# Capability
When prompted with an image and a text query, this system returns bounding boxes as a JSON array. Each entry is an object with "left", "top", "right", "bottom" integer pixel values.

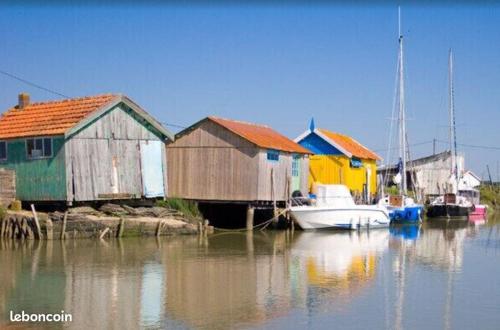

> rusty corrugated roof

[
  {"left": 318, "top": 128, "right": 381, "bottom": 160},
  {"left": 209, "top": 116, "right": 311, "bottom": 154},
  {"left": 0, "top": 94, "right": 117, "bottom": 139}
]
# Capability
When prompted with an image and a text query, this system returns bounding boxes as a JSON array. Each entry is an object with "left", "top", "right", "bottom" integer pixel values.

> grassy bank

[
  {"left": 480, "top": 185, "right": 499, "bottom": 211},
  {"left": 0, "top": 206, "right": 6, "bottom": 221},
  {"left": 156, "top": 198, "right": 202, "bottom": 221}
]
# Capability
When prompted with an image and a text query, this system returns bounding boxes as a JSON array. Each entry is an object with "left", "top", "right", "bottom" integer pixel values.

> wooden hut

[
  {"left": 0, "top": 93, "right": 173, "bottom": 204},
  {"left": 167, "top": 116, "right": 311, "bottom": 203},
  {"left": 295, "top": 120, "right": 380, "bottom": 200}
]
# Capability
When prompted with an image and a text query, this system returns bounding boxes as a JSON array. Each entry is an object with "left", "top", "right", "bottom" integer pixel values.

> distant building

[
  {"left": 377, "top": 150, "right": 465, "bottom": 197},
  {"left": 167, "top": 116, "right": 311, "bottom": 203},
  {"left": 0, "top": 93, "right": 173, "bottom": 203},
  {"left": 294, "top": 120, "right": 381, "bottom": 200}
]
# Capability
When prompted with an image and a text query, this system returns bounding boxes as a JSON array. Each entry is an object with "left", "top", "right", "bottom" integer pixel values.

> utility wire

[
  {"left": 0, "top": 69, "right": 70, "bottom": 98},
  {"left": 435, "top": 139, "right": 500, "bottom": 151},
  {"left": 160, "top": 122, "right": 187, "bottom": 129}
]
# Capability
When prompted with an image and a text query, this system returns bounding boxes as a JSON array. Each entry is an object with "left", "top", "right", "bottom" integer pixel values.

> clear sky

[{"left": 0, "top": 3, "right": 499, "bottom": 178}]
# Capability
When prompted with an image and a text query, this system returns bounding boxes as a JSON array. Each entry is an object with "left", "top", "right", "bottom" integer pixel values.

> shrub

[{"left": 156, "top": 198, "right": 202, "bottom": 220}]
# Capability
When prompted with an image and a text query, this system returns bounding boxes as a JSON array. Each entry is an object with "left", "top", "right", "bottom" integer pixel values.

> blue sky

[{"left": 0, "top": 4, "right": 499, "bottom": 177}]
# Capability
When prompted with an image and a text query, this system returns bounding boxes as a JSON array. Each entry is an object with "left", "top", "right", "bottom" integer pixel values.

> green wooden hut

[{"left": 0, "top": 93, "right": 173, "bottom": 204}]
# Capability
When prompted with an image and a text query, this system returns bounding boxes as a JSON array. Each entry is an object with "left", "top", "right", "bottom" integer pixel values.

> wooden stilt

[
  {"left": 46, "top": 219, "right": 53, "bottom": 240},
  {"left": 60, "top": 212, "right": 68, "bottom": 240},
  {"left": 99, "top": 227, "right": 110, "bottom": 239},
  {"left": 246, "top": 204, "right": 255, "bottom": 231},
  {"left": 30, "top": 204, "right": 42, "bottom": 240},
  {"left": 117, "top": 217, "right": 125, "bottom": 238}
]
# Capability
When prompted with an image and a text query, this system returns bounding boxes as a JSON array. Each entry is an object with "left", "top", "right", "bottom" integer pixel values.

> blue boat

[{"left": 388, "top": 205, "right": 423, "bottom": 223}]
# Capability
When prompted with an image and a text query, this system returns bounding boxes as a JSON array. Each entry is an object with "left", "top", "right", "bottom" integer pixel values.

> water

[{"left": 1, "top": 217, "right": 500, "bottom": 330}]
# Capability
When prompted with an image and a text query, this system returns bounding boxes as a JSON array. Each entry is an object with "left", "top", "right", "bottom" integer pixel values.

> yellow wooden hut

[{"left": 295, "top": 120, "right": 381, "bottom": 200}]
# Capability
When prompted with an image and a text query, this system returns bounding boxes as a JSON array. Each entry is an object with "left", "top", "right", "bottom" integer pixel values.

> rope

[{"left": 211, "top": 209, "right": 289, "bottom": 232}]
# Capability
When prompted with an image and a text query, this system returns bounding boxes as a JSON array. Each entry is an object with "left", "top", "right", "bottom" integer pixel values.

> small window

[
  {"left": 292, "top": 155, "right": 300, "bottom": 177},
  {"left": 267, "top": 149, "right": 280, "bottom": 162},
  {"left": 26, "top": 137, "right": 53, "bottom": 159},
  {"left": 350, "top": 157, "right": 362, "bottom": 168},
  {"left": 0, "top": 141, "right": 6, "bottom": 161}
]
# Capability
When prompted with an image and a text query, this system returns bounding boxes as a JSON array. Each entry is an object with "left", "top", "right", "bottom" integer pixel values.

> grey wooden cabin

[
  {"left": 167, "top": 116, "right": 311, "bottom": 203},
  {"left": 0, "top": 93, "right": 173, "bottom": 204}
]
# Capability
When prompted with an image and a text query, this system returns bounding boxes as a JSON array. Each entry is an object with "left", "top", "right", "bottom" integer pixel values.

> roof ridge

[
  {"left": 209, "top": 116, "right": 271, "bottom": 129},
  {"left": 15, "top": 93, "right": 117, "bottom": 108}
]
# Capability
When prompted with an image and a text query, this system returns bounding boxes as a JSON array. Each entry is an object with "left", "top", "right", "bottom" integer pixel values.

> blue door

[{"left": 140, "top": 140, "right": 165, "bottom": 198}]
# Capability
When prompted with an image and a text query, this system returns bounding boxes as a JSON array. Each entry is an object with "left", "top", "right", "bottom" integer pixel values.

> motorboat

[{"left": 290, "top": 184, "right": 390, "bottom": 230}]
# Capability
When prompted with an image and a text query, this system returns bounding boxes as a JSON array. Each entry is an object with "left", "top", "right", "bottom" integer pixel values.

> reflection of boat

[
  {"left": 292, "top": 231, "right": 389, "bottom": 279},
  {"left": 389, "top": 224, "right": 420, "bottom": 240},
  {"left": 290, "top": 184, "right": 390, "bottom": 230}
]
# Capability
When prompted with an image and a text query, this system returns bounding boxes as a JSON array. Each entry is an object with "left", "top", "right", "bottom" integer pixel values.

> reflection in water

[{"left": 1, "top": 218, "right": 500, "bottom": 329}]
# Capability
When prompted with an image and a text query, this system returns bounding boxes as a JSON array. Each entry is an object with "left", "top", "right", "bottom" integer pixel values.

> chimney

[{"left": 18, "top": 93, "right": 30, "bottom": 109}]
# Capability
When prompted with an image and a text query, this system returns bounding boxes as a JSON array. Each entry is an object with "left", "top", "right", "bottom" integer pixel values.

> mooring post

[
  {"left": 246, "top": 204, "right": 255, "bottom": 231},
  {"left": 60, "top": 211, "right": 68, "bottom": 240},
  {"left": 30, "top": 204, "right": 42, "bottom": 240},
  {"left": 117, "top": 217, "right": 125, "bottom": 238},
  {"left": 46, "top": 219, "right": 53, "bottom": 240}
]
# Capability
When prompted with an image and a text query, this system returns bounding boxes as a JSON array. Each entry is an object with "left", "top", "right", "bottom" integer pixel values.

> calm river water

[{"left": 1, "top": 217, "right": 500, "bottom": 329}]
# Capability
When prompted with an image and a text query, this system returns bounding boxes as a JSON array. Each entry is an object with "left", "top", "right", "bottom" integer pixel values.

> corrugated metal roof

[
  {"left": 318, "top": 129, "right": 381, "bottom": 160},
  {"left": 0, "top": 94, "right": 117, "bottom": 139},
  {"left": 209, "top": 116, "right": 311, "bottom": 154}
]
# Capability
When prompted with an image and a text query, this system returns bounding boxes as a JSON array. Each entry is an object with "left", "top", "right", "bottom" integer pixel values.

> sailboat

[
  {"left": 377, "top": 8, "right": 423, "bottom": 223},
  {"left": 427, "top": 50, "right": 472, "bottom": 220}
]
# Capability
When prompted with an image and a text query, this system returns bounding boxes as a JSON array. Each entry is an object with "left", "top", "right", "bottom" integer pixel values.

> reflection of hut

[
  {"left": 162, "top": 233, "right": 293, "bottom": 329},
  {"left": 291, "top": 231, "right": 388, "bottom": 306}
]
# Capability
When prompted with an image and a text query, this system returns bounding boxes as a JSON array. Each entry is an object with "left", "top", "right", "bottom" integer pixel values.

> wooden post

[
  {"left": 246, "top": 204, "right": 254, "bottom": 231},
  {"left": 60, "top": 212, "right": 68, "bottom": 240},
  {"left": 117, "top": 217, "right": 125, "bottom": 238},
  {"left": 0, "top": 216, "right": 5, "bottom": 238},
  {"left": 46, "top": 219, "right": 53, "bottom": 240},
  {"left": 30, "top": 204, "right": 42, "bottom": 240},
  {"left": 156, "top": 220, "right": 163, "bottom": 237},
  {"left": 99, "top": 227, "right": 110, "bottom": 240}
]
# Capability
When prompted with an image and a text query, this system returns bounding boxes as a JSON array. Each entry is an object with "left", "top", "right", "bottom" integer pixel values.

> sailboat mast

[
  {"left": 449, "top": 49, "right": 458, "bottom": 182},
  {"left": 398, "top": 7, "right": 407, "bottom": 194}
]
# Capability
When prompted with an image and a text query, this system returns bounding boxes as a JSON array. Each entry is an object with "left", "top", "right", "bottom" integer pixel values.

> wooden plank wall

[
  {"left": 168, "top": 120, "right": 309, "bottom": 202},
  {"left": 65, "top": 105, "right": 165, "bottom": 202},
  {"left": 256, "top": 152, "right": 309, "bottom": 201},
  {"left": 0, "top": 168, "right": 15, "bottom": 207},
  {"left": 167, "top": 121, "right": 260, "bottom": 201}
]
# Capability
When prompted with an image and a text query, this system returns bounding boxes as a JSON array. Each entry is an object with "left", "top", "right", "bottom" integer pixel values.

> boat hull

[
  {"left": 426, "top": 204, "right": 470, "bottom": 220},
  {"left": 290, "top": 206, "right": 390, "bottom": 230},
  {"left": 388, "top": 205, "right": 423, "bottom": 223},
  {"left": 470, "top": 204, "right": 487, "bottom": 217}
]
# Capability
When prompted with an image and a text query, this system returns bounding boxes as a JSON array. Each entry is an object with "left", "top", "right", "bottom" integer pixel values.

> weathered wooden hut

[
  {"left": 378, "top": 150, "right": 465, "bottom": 198},
  {"left": 0, "top": 93, "right": 173, "bottom": 204},
  {"left": 167, "top": 116, "right": 311, "bottom": 203},
  {"left": 295, "top": 120, "right": 381, "bottom": 200}
]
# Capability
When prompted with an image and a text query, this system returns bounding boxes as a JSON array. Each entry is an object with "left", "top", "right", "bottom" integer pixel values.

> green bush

[
  {"left": 156, "top": 198, "right": 202, "bottom": 220},
  {"left": 480, "top": 185, "right": 499, "bottom": 210}
]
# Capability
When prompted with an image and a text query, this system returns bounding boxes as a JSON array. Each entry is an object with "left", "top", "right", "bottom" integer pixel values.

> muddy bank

[{"left": 0, "top": 204, "right": 213, "bottom": 240}]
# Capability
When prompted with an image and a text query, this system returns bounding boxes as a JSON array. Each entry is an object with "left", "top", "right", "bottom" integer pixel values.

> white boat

[{"left": 290, "top": 184, "right": 390, "bottom": 230}]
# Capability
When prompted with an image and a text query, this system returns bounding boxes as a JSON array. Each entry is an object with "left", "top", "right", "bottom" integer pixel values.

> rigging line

[
  {"left": 374, "top": 140, "right": 433, "bottom": 153},
  {"left": 435, "top": 139, "right": 500, "bottom": 151},
  {"left": 0, "top": 69, "right": 70, "bottom": 98}
]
